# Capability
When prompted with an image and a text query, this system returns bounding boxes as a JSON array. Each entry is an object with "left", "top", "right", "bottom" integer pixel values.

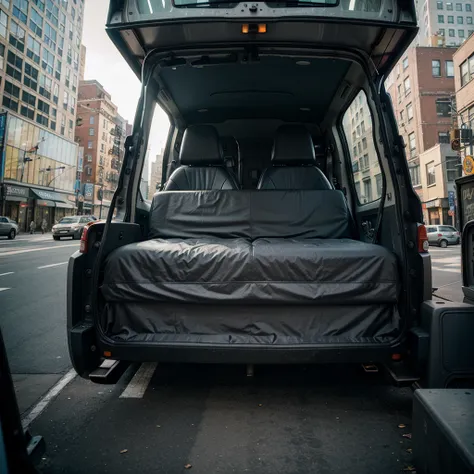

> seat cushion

[
  {"left": 102, "top": 238, "right": 398, "bottom": 305},
  {"left": 164, "top": 166, "right": 239, "bottom": 191}
]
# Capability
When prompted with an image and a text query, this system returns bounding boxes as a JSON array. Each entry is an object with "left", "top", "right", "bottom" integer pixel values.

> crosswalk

[{"left": 430, "top": 246, "right": 461, "bottom": 275}]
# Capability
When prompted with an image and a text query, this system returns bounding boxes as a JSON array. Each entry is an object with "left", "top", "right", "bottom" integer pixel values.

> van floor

[{"left": 32, "top": 364, "right": 414, "bottom": 474}]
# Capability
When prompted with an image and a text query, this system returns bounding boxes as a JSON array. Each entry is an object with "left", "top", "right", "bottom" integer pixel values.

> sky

[{"left": 81, "top": 0, "right": 170, "bottom": 178}]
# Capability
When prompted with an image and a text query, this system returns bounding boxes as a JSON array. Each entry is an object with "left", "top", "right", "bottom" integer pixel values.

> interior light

[
  {"left": 296, "top": 60, "right": 311, "bottom": 66},
  {"left": 258, "top": 24, "right": 267, "bottom": 33}
]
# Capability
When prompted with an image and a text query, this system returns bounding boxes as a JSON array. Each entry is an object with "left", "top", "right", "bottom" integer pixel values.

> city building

[
  {"left": 0, "top": 0, "right": 85, "bottom": 231},
  {"left": 149, "top": 151, "right": 163, "bottom": 197},
  {"left": 140, "top": 147, "right": 150, "bottom": 200},
  {"left": 79, "top": 43, "right": 86, "bottom": 81},
  {"left": 417, "top": 0, "right": 474, "bottom": 48},
  {"left": 75, "top": 79, "right": 128, "bottom": 217},
  {"left": 385, "top": 46, "right": 459, "bottom": 223}
]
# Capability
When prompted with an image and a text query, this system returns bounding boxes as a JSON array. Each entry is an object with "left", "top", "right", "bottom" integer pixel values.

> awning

[
  {"left": 56, "top": 202, "right": 75, "bottom": 209},
  {"left": 5, "top": 196, "right": 27, "bottom": 203},
  {"left": 30, "top": 188, "right": 67, "bottom": 203}
]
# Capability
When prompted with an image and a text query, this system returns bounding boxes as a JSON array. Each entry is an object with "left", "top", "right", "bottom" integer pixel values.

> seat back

[
  {"left": 164, "top": 125, "right": 239, "bottom": 191},
  {"left": 258, "top": 125, "right": 333, "bottom": 190},
  {"left": 149, "top": 190, "right": 352, "bottom": 240}
]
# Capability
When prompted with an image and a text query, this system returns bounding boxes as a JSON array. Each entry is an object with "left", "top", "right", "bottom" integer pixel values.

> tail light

[
  {"left": 438, "top": 233, "right": 443, "bottom": 237},
  {"left": 417, "top": 224, "right": 429, "bottom": 253},
  {"left": 80, "top": 223, "right": 91, "bottom": 253}
]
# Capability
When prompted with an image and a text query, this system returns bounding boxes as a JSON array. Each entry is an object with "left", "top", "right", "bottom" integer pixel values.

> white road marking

[
  {"left": 0, "top": 272, "right": 14, "bottom": 277},
  {"left": 432, "top": 266, "right": 461, "bottom": 273},
  {"left": 21, "top": 368, "right": 77, "bottom": 429},
  {"left": 38, "top": 261, "right": 68, "bottom": 269},
  {"left": 0, "top": 243, "right": 77, "bottom": 257},
  {"left": 120, "top": 362, "right": 157, "bottom": 399},
  {"left": 0, "top": 288, "right": 11, "bottom": 292}
]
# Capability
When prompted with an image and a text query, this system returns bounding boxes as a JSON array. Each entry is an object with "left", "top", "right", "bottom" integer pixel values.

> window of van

[{"left": 342, "top": 90, "right": 382, "bottom": 205}]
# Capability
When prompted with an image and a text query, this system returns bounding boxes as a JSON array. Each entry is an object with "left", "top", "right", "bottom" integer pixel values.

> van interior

[{"left": 96, "top": 49, "right": 415, "bottom": 355}]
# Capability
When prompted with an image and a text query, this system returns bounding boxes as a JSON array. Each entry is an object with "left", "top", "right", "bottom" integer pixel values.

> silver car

[
  {"left": 0, "top": 216, "right": 18, "bottom": 240},
  {"left": 52, "top": 215, "right": 97, "bottom": 240},
  {"left": 426, "top": 225, "right": 460, "bottom": 248}
]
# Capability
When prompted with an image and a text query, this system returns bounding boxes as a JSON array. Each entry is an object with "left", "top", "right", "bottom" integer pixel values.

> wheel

[
  {"left": 53, "top": 236, "right": 60, "bottom": 241},
  {"left": 439, "top": 239, "right": 448, "bottom": 248},
  {"left": 8, "top": 229, "right": 16, "bottom": 240}
]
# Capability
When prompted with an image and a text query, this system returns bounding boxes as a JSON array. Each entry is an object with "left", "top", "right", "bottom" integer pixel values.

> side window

[
  {"left": 80, "top": 217, "right": 90, "bottom": 224},
  {"left": 427, "top": 226, "right": 437, "bottom": 233},
  {"left": 342, "top": 90, "right": 382, "bottom": 204},
  {"left": 0, "top": 217, "right": 7, "bottom": 223}
]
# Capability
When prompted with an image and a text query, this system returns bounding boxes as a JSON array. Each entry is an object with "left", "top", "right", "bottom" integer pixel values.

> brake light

[
  {"left": 438, "top": 233, "right": 443, "bottom": 237},
  {"left": 80, "top": 224, "right": 90, "bottom": 253},
  {"left": 417, "top": 224, "right": 429, "bottom": 253}
]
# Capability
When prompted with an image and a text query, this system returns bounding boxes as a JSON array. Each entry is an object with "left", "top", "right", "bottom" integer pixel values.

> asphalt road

[{"left": 0, "top": 236, "right": 465, "bottom": 473}]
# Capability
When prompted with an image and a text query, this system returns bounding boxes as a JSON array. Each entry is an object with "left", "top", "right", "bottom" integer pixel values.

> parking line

[
  {"left": 22, "top": 369, "right": 77, "bottom": 429},
  {"left": 0, "top": 272, "right": 14, "bottom": 277},
  {"left": 38, "top": 262, "right": 68, "bottom": 269},
  {"left": 120, "top": 362, "right": 157, "bottom": 399}
]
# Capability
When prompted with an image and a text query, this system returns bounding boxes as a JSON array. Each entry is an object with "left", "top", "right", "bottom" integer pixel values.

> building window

[
  {"left": 408, "top": 132, "right": 416, "bottom": 158},
  {"left": 20, "top": 104, "right": 35, "bottom": 120},
  {"left": 6, "top": 50, "right": 22, "bottom": 81},
  {"left": 9, "top": 20, "right": 25, "bottom": 53},
  {"left": 32, "top": 0, "right": 45, "bottom": 11},
  {"left": 89, "top": 128, "right": 94, "bottom": 136},
  {"left": 446, "top": 60, "right": 454, "bottom": 77},
  {"left": 24, "top": 63, "right": 39, "bottom": 91},
  {"left": 447, "top": 2, "right": 453, "bottom": 10},
  {"left": 38, "top": 99, "right": 50, "bottom": 115},
  {"left": 432, "top": 59, "right": 441, "bottom": 76},
  {"left": 409, "top": 164, "right": 421, "bottom": 186},
  {"left": 449, "top": 28, "right": 456, "bottom": 36},
  {"left": 2, "top": 96, "right": 19, "bottom": 112},
  {"left": 407, "top": 102, "right": 413, "bottom": 121},
  {"left": 467, "top": 3, "right": 472, "bottom": 11},
  {"left": 360, "top": 153, "right": 369, "bottom": 170},
  {"left": 58, "top": 35, "right": 64, "bottom": 56},
  {"left": 353, "top": 145, "right": 357, "bottom": 157},
  {"left": 89, "top": 116, "right": 94, "bottom": 125},
  {"left": 55, "top": 59, "right": 61, "bottom": 80},
  {"left": 438, "top": 131, "right": 450, "bottom": 143},
  {"left": 402, "top": 57, "right": 408, "bottom": 69},
  {"left": 446, "top": 156, "right": 462, "bottom": 181},
  {"left": 46, "top": 0, "right": 59, "bottom": 27},
  {"left": 362, "top": 178, "right": 372, "bottom": 203},
  {"left": 53, "top": 83, "right": 59, "bottom": 104},
  {"left": 439, "top": 28, "right": 445, "bottom": 36},
  {"left": 404, "top": 77, "right": 411, "bottom": 95},
  {"left": 437, "top": 1, "right": 443, "bottom": 8},
  {"left": 459, "top": 29, "right": 465, "bottom": 37},
  {"left": 426, "top": 162, "right": 436, "bottom": 186},
  {"left": 41, "top": 48, "right": 54, "bottom": 75},
  {"left": 456, "top": 2, "right": 462, "bottom": 10},
  {"left": 397, "top": 84, "right": 402, "bottom": 102},
  {"left": 0, "top": 44, "right": 4, "bottom": 71},
  {"left": 30, "top": 8, "right": 43, "bottom": 36},
  {"left": 39, "top": 74, "right": 52, "bottom": 100},
  {"left": 63, "top": 91, "right": 68, "bottom": 110},
  {"left": 400, "top": 109, "right": 405, "bottom": 122},
  {"left": 461, "top": 59, "right": 469, "bottom": 84},
  {"left": 13, "top": 0, "right": 28, "bottom": 25},
  {"left": 438, "top": 14, "right": 445, "bottom": 22},
  {"left": 44, "top": 23, "right": 57, "bottom": 51},
  {"left": 362, "top": 137, "right": 367, "bottom": 150},
  {"left": 448, "top": 15, "right": 454, "bottom": 23},
  {"left": 22, "top": 90, "right": 36, "bottom": 106},
  {"left": 88, "top": 141, "right": 93, "bottom": 149},
  {"left": 457, "top": 16, "right": 463, "bottom": 24},
  {"left": 27, "top": 36, "right": 41, "bottom": 64},
  {"left": 436, "top": 98, "right": 451, "bottom": 116},
  {"left": 87, "top": 154, "right": 92, "bottom": 162}
]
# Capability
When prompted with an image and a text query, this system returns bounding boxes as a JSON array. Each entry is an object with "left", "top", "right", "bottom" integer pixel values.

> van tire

[{"left": 439, "top": 239, "right": 448, "bottom": 248}]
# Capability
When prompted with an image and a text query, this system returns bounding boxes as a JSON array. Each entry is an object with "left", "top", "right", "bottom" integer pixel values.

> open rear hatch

[{"left": 107, "top": 0, "right": 417, "bottom": 78}]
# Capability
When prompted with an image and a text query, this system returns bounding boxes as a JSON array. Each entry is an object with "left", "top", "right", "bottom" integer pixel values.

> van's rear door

[{"left": 107, "top": 0, "right": 417, "bottom": 77}]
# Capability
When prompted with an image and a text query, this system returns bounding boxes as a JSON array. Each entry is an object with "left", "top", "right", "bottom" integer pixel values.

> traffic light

[{"left": 450, "top": 128, "right": 461, "bottom": 151}]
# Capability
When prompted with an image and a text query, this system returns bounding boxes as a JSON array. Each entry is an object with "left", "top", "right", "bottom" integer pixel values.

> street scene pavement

[{"left": 0, "top": 236, "right": 464, "bottom": 473}]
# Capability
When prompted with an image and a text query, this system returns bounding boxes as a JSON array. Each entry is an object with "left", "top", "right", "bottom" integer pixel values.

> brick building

[
  {"left": 75, "top": 80, "right": 128, "bottom": 216},
  {"left": 385, "top": 46, "right": 460, "bottom": 223}
]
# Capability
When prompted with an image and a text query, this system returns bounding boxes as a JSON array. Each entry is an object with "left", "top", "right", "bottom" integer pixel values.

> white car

[{"left": 0, "top": 216, "right": 18, "bottom": 240}]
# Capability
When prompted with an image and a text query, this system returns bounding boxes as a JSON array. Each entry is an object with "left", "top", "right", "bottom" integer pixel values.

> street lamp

[
  {"left": 39, "top": 166, "right": 67, "bottom": 187},
  {"left": 19, "top": 137, "right": 46, "bottom": 183}
]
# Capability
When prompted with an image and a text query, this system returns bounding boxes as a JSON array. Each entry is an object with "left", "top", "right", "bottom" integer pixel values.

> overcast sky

[{"left": 82, "top": 0, "right": 170, "bottom": 178}]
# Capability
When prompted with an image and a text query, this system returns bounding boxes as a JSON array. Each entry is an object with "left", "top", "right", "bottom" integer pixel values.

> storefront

[
  {"left": 1, "top": 183, "right": 76, "bottom": 232},
  {"left": 425, "top": 198, "right": 451, "bottom": 226}
]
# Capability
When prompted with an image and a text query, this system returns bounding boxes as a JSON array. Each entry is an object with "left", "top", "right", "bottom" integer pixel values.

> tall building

[
  {"left": 75, "top": 79, "right": 128, "bottom": 217},
  {"left": 140, "top": 146, "right": 150, "bottom": 200},
  {"left": 385, "top": 46, "right": 459, "bottom": 223},
  {"left": 417, "top": 0, "right": 474, "bottom": 48},
  {"left": 0, "top": 0, "right": 85, "bottom": 231},
  {"left": 149, "top": 151, "right": 163, "bottom": 197},
  {"left": 79, "top": 43, "right": 86, "bottom": 81}
]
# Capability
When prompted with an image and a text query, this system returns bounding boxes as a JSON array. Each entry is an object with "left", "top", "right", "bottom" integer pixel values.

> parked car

[
  {"left": 426, "top": 225, "right": 460, "bottom": 248},
  {"left": 0, "top": 216, "right": 18, "bottom": 240},
  {"left": 52, "top": 215, "right": 97, "bottom": 240}
]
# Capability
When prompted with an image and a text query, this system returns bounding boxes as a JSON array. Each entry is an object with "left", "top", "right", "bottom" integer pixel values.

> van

[{"left": 67, "top": 0, "right": 474, "bottom": 387}]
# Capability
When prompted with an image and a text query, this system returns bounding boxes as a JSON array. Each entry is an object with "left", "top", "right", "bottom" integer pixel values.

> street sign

[
  {"left": 463, "top": 155, "right": 474, "bottom": 175},
  {"left": 448, "top": 190, "right": 455, "bottom": 211}
]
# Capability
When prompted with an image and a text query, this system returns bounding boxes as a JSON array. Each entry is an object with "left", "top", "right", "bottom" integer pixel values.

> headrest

[
  {"left": 179, "top": 125, "right": 223, "bottom": 166},
  {"left": 271, "top": 125, "right": 316, "bottom": 165}
]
